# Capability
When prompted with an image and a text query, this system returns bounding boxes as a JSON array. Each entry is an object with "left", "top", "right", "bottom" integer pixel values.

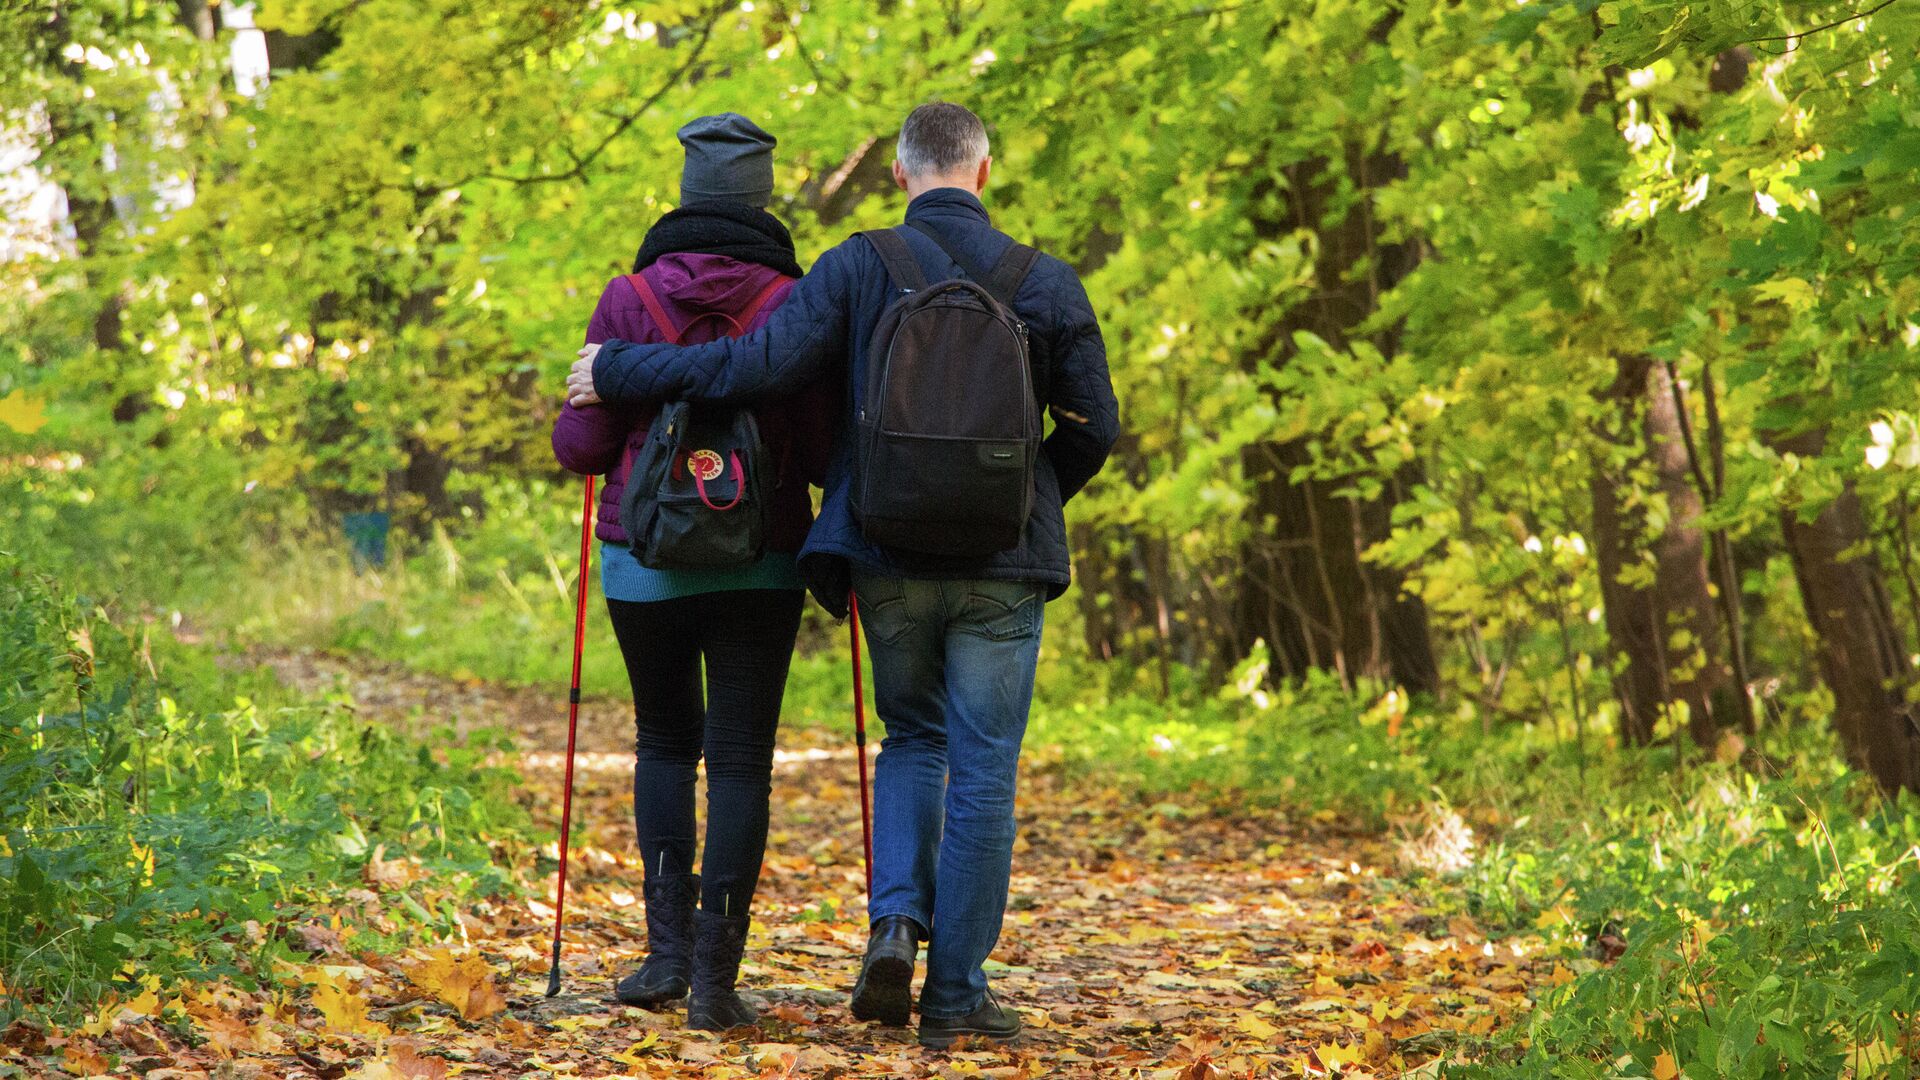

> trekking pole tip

[{"left": 544, "top": 942, "right": 563, "bottom": 998}]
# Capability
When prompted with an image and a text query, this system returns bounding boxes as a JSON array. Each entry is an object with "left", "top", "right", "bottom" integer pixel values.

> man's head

[{"left": 892, "top": 102, "right": 991, "bottom": 198}]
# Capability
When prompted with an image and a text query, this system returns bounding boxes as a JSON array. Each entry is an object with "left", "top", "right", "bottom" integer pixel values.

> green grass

[{"left": 0, "top": 555, "right": 530, "bottom": 1023}]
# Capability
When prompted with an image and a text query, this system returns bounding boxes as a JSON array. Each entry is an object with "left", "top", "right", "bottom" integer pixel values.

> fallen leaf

[
  {"left": 610, "top": 1033, "right": 662, "bottom": 1066},
  {"left": 364, "top": 844, "right": 424, "bottom": 888},
  {"left": 62, "top": 1041, "right": 112, "bottom": 1076},
  {"left": 404, "top": 949, "right": 507, "bottom": 1021},
  {"left": 307, "top": 969, "right": 392, "bottom": 1038},
  {"left": 1651, "top": 1052, "right": 1679, "bottom": 1080},
  {"left": 1236, "top": 1014, "right": 1280, "bottom": 1042},
  {"left": 388, "top": 1039, "right": 450, "bottom": 1080}
]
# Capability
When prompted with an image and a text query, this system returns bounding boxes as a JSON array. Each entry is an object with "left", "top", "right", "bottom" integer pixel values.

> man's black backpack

[
  {"left": 616, "top": 273, "right": 783, "bottom": 570},
  {"left": 854, "top": 222, "right": 1042, "bottom": 557}
]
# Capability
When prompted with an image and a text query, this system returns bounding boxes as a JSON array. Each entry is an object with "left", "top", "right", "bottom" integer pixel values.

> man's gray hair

[{"left": 897, "top": 102, "right": 990, "bottom": 177}]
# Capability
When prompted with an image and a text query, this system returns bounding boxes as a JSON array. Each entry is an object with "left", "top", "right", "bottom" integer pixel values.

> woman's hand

[{"left": 567, "top": 345, "right": 602, "bottom": 407}]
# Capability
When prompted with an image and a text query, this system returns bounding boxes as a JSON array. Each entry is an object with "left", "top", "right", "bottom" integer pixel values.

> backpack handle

[{"left": 693, "top": 451, "right": 746, "bottom": 512}]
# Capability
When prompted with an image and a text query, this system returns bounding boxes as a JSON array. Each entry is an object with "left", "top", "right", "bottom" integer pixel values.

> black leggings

[{"left": 606, "top": 589, "right": 805, "bottom": 917}]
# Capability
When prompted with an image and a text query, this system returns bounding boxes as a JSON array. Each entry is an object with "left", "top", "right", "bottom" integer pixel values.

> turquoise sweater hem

[{"left": 600, "top": 544, "right": 803, "bottom": 603}]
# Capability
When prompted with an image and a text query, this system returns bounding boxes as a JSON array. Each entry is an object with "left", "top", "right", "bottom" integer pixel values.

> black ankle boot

[
  {"left": 614, "top": 873, "right": 697, "bottom": 1006},
  {"left": 850, "top": 914, "right": 921, "bottom": 1026},
  {"left": 686, "top": 910, "right": 759, "bottom": 1031}
]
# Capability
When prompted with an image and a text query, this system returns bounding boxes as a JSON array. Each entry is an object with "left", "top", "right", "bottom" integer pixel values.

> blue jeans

[{"left": 851, "top": 571, "right": 1045, "bottom": 1019}]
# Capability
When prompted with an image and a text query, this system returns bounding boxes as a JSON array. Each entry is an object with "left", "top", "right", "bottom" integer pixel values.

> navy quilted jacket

[{"left": 591, "top": 188, "right": 1120, "bottom": 616}]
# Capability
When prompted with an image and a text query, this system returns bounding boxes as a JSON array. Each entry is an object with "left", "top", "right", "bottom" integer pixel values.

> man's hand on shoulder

[{"left": 568, "top": 344, "right": 602, "bottom": 407}]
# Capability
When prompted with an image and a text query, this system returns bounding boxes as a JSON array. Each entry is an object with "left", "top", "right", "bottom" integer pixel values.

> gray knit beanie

[{"left": 678, "top": 113, "right": 777, "bottom": 207}]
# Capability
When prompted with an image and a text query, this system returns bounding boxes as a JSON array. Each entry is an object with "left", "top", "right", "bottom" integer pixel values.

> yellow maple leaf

[
  {"left": 1237, "top": 1013, "right": 1280, "bottom": 1042},
  {"left": 609, "top": 1032, "right": 661, "bottom": 1066},
  {"left": 1310, "top": 1040, "right": 1367, "bottom": 1067},
  {"left": 405, "top": 949, "right": 507, "bottom": 1021},
  {"left": 308, "top": 969, "right": 392, "bottom": 1038},
  {"left": 0, "top": 390, "right": 47, "bottom": 435},
  {"left": 1651, "top": 1051, "right": 1679, "bottom": 1080}
]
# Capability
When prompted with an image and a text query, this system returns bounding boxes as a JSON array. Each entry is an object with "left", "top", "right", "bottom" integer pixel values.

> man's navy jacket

[{"left": 591, "top": 187, "right": 1121, "bottom": 617}]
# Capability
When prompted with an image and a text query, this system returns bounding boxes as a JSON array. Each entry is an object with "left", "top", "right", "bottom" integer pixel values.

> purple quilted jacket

[{"left": 551, "top": 252, "right": 834, "bottom": 548}]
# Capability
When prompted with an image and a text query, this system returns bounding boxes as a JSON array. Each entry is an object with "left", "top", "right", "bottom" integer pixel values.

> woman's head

[{"left": 677, "top": 113, "right": 777, "bottom": 207}]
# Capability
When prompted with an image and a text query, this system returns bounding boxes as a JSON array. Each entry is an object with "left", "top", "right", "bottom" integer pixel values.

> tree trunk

[
  {"left": 176, "top": 0, "right": 218, "bottom": 40},
  {"left": 34, "top": 6, "right": 125, "bottom": 354},
  {"left": 1590, "top": 355, "right": 1732, "bottom": 746},
  {"left": 1771, "top": 427, "right": 1920, "bottom": 795},
  {"left": 1233, "top": 145, "right": 1438, "bottom": 694},
  {"left": 1072, "top": 433, "right": 1168, "bottom": 666}
]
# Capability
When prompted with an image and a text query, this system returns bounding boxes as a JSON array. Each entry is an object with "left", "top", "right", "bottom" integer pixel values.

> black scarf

[{"left": 633, "top": 202, "right": 805, "bottom": 279}]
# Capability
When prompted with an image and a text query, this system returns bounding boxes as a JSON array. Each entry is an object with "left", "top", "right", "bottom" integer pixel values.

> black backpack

[
  {"left": 616, "top": 273, "right": 784, "bottom": 570},
  {"left": 854, "top": 222, "right": 1042, "bottom": 557}
]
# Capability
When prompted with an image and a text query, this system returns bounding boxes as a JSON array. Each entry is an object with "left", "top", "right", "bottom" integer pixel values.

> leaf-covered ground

[{"left": 21, "top": 654, "right": 1558, "bottom": 1079}]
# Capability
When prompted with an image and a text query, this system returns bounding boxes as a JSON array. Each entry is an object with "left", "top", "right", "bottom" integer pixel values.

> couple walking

[{"left": 551, "top": 102, "right": 1119, "bottom": 1049}]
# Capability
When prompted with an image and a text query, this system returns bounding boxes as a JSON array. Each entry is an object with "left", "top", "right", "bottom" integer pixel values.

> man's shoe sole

[
  {"left": 849, "top": 955, "right": 914, "bottom": 1026},
  {"left": 917, "top": 1024, "right": 1021, "bottom": 1051}
]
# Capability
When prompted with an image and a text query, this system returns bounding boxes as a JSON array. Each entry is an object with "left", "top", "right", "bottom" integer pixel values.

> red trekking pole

[
  {"left": 546, "top": 474, "right": 597, "bottom": 998},
  {"left": 848, "top": 591, "right": 875, "bottom": 899}
]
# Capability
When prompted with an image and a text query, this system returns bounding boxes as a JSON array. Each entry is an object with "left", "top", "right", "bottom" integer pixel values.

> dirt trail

[{"left": 243, "top": 651, "right": 1544, "bottom": 1077}]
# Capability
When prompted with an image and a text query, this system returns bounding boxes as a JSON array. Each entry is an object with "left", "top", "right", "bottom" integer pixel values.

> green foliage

[
  {"left": 1449, "top": 773, "right": 1920, "bottom": 1078},
  {"left": 1030, "top": 662, "right": 1920, "bottom": 1078},
  {"left": 0, "top": 555, "right": 527, "bottom": 1022}
]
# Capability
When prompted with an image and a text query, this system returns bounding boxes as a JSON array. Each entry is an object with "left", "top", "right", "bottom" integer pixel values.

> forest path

[{"left": 251, "top": 651, "right": 1546, "bottom": 1079}]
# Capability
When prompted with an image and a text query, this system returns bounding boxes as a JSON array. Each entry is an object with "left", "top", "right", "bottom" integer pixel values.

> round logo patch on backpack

[{"left": 687, "top": 449, "right": 725, "bottom": 482}]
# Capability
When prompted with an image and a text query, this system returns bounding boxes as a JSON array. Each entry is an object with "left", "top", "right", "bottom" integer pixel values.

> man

[{"left": 568, "top": 101, "right": 1119, "bottom": 1049}]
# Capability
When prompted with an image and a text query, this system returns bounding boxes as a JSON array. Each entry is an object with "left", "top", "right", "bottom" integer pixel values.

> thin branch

[
  {"left": 789, "top": 12, "right": 852, "bottom": 94},
  {"left": 442, "top": 1, "right": 732, "bottom": 190},
  {"left": 1014, "top": 3, "right": 1245, "bottom": 64},
  {"left": 1743, "top": 0, "right": 1900, "bottom": 45}
]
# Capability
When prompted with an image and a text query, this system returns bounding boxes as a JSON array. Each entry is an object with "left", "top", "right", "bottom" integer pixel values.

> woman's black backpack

[
  {"left": 615, "top": 273, "right": 785, "bottom": 570},
  {"left": 853, "top": 223, "right": 1042, "bottom": 557}
]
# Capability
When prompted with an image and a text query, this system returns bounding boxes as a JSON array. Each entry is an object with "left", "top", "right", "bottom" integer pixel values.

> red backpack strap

[
  {"left": 678, "top": 273, "right": 792, "bottom": 341},
  {"left": 623, "top": 273, "right": 683, "bottom": 345},
  {"left": 625, "top": 272, "right": 789, "bottom": 344},
  {"left": 736, "top": 274, "right": 791, "bottom": 330}
]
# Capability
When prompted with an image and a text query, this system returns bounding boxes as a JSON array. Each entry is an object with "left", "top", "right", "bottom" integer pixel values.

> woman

[{"left": 551, "top": 113, "right": 832, "bottom": 1030}]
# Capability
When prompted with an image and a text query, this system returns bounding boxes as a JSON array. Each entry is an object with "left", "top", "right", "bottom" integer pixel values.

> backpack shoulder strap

[
  {"left": 904, "top": 220, "right": 1038, "bottom": 307},
  {"left": 982, "top": 242, "right": 1041, "bottom": 308},
  {"left": 736, "top": 274, "right": 791, "bottom": 329},
  {"left": 624, "top": 272, "right": 683, "bottom": 345},
  {"left": 904, "top": 219, "right": 991, "bottom": 286},
  {"left": 859, "top": 228, "right": 929, "bottom": 292}
]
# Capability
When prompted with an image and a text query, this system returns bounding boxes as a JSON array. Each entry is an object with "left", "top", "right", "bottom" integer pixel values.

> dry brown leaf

[
  {"left": 388, "top": 1039, "right": 450, "bottom": 1080},
  {"left": 61, "top": 1040, "right": 112, "bottom": 1076},
  {"left": 364, "top": 844, "right": 425, "bottom": 889},
  {"left": 110, "top": 1018, "right": 168, "bottom": 1057}
]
